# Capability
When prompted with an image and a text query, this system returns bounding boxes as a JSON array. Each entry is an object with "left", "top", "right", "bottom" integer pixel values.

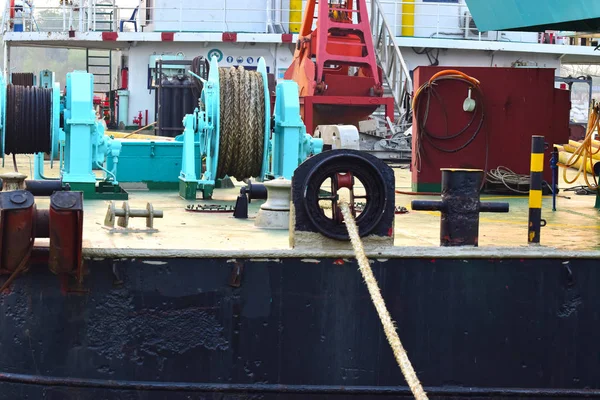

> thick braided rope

[
  {"left": 339, "top": 201, "right": 429, "bottom": 400},
  {"left": 216, "top": 66, "right": 266, "bottom": 180},
  {"left": 247, "top": 71, "right": 259, "bottom": 174},
  {"left": 254, "top": 71, "right": 266, "bottom": 171},
  {"left": 217, "top": 68, "right": 232, "bottom": 178},
  {"left": 232, "top": 67, "right": 242, "bottom": 177},
  {"left": 237, "top": 66, "right": 252, "bottom": 178}
]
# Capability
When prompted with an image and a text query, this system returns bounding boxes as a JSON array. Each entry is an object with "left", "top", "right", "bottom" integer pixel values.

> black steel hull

[{"left": 1, "top": 256, "right": 597, "bottom": 399}]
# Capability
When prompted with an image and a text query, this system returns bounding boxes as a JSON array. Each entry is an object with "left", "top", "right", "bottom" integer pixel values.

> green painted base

[
  {"left": 179, "top": 180, "right": 198, "bottom": 200},
  {"left": 411, "top": 182, "right": 442, "bottom": 193},
  {"left": 199, "top": 184, "right": 214, "bottom": 200},
  {"left": 216, "top": 177, "right": 234, "bottom": 189},
  {"left": 595, "top": 189, "right": 600, "bottom": 210},
  {"left": 178, "top": 180, "right": 216, "bottom": 200},
  {"left": 68, "top": 182, "right": 129, "bottom": 200},
  {"left": 145, "top": 182, "right": 179, "bottom": 191}
]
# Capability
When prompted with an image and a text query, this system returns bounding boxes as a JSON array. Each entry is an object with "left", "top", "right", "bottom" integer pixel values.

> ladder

[
  {"left": 369, "top": 0, "right": 413, "bottom": 124},
  {"left": 86, "top": 48, "right": 114, "bottom": 123},
  {"left": 88, "top": 0, "right": 115, "bottom": 32}
]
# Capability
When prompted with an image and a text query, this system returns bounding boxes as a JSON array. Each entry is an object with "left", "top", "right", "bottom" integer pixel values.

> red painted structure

[
  {"left": 411, "top": 66, "right": 571, "bottom": 192},
  {"left": 0, "top": 191, "right": 83, "bottom": 290},
  {"left": 284, "top": 0, "right": 394, "bottom": 134}
]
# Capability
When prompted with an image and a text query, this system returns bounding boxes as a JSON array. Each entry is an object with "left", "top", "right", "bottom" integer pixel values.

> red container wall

[{"left": 411, "top": 67, "right": 570, "bottom": 192}]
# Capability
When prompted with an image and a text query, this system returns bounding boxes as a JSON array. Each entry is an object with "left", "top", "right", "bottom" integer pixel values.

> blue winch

[
  {"left": 0, "top": 70, "right": 126, "bottom": 199},
  {"left": 1, "top": 57, "right": 322, "bottom": 201},
  {"left": 178, "top": 56, "right": 323, "bottom": 199}
]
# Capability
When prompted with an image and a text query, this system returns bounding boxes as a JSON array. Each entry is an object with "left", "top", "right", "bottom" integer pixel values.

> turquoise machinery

[
  {"left": 0, "top": 70, "right": 125, "bottom": 199},
  {"left": 1, "top": 57, "right": 322, "bottom": 200},
  {"left": 109, "top": 56, "right": 324, "bottom": 200},
  {"left": 178, "top": 56, "right": 323, "bottom": 199}
]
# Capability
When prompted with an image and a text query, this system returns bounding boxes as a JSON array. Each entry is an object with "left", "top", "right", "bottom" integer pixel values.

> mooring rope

[
  {"left": 339, "top": 201, "right": 429, "bottom": 400},
  {"left": 217, "top": 66, "right": 265, "bottom": 180}
]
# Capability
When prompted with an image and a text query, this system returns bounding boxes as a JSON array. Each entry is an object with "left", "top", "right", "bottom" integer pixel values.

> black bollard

[
  {"left": 233, "top": 180, "right": 268, "bottom": 219},
  {"left": 412, "top": 169, "right": 509, "bottom": 247}
]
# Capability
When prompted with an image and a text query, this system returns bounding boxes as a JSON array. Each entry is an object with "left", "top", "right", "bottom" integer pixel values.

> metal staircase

[{"left": 369, "top": 0, "right": 413, "bottom": 123}]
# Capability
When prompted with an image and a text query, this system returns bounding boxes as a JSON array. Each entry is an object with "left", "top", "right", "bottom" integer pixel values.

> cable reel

[{"left": 0, "top": 74, "right": 61, "bottom": 166}]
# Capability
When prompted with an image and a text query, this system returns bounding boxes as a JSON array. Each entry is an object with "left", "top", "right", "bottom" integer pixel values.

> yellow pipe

[
  {"left": 568, "top": 139, "right": 600, "bottom": 150},
  {"left": 559, "top": 151, "right": 596, "bottom": 174},
  {"left": 564, "top": 144, "right": 600, "bottom": 161},
  {"left": 289, "top": 0, "right": 302, "bottom": 33},
  {"left": 105, "top": 131, "right": 174, "bottom": 141},
  {"left": 401, "top": 0, "right": 415, "bottom": 37}
]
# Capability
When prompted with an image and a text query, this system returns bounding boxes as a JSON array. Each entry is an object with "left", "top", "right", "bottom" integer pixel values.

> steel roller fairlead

[{"left": 291, "top": 149, "right": 396, "bottom": 241}]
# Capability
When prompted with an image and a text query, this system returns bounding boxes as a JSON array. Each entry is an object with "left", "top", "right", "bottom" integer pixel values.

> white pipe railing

[{"left": 0, "top": 0, "right": 574, "bottom": 46}]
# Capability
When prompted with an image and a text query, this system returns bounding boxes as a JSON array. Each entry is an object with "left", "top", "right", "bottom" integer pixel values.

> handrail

[
  {"left": 370, "top": 0, "right": 414, "bottom": 121},
  {"left": 1, "top": 0, "right": 10, "bottom": 35}
]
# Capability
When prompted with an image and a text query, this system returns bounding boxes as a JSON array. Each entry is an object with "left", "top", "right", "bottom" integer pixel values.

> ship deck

[{"left": 3, "top": 156, "right": 599, "bottom": 257}]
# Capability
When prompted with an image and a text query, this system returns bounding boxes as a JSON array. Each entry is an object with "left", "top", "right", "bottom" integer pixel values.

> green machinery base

[
  {"left": 179, "top": 178, "right": 234, "bottom": 200},
  {"left": 68, "top": 182, "right": 129, "bottom": 200}
]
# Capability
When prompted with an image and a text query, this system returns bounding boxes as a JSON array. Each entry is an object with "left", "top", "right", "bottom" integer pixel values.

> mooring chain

[{"left": 339, "top": 201, "right": 429, "bottom": 400}]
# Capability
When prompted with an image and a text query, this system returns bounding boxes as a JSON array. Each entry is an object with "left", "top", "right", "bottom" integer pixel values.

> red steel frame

[
  {"left": 302, "top": 96, "right": 395, "bottom": 137},
  {"left": 285, "top": 0, "right": 391, "bottom": 134}
]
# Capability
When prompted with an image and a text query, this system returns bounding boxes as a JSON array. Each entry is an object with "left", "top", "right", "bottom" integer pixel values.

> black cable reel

[{"left": 291, "top": 149, "right": 396, "bottom": 241}]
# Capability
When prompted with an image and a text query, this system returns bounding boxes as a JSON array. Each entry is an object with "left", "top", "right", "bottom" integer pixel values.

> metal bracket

[{"left": 105, "top": 201, "right": 164, "bottom": 229}]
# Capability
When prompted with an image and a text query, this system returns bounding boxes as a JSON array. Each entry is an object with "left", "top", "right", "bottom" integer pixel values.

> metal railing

[
  {"left": 0, "top": 0, "right": 578, "bottom": 45},
  {"left": 0, "top": 1, "right": 304, "bottom": 34},
  {"left": 370, "top": 0, "right": 413, "bottom": 120}
]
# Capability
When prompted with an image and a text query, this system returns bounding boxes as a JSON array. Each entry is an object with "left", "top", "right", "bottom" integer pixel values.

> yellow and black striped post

[{"left": 528, "top": 136, "right": 545, "bottom": 244}]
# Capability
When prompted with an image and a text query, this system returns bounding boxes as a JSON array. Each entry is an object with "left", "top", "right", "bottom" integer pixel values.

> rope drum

[
  {"left": 217, "top": 66, "right": 266, "bottom": 181},
  {"left": 4, "top": 85, "right": 53, "bottom": 155}
]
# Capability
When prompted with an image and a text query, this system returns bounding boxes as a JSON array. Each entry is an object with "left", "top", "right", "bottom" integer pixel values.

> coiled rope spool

[
  {"left": 4, "top": 85, "right": 53, "bottom": 155},
  {"left": 217, "top": 66, "right": 266, "bottom": 181}
]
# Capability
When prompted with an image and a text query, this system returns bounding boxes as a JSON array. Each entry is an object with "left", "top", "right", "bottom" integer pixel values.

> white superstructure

[{"left": 2, "top": 0, "right": 599, "bottom": 127}]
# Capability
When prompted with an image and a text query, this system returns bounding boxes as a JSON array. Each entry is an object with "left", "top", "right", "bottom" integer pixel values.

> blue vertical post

[{"left": 550, "top": 146, "right": 558, "bottom": 212}]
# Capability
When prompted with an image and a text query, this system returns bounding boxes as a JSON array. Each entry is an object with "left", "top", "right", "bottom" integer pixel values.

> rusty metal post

[
  {"left": 528, "top": 136, "right": 545, "bottom": 244},
  {"left": 411, "top": 169, "right": 509, "bottom": 247}
]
